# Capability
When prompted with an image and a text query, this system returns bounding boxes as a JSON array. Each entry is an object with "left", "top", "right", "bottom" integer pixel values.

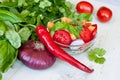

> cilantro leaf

[
  {"left": 88, "top": 53, "right": 97, "bottom": 61},
  {"left": 95, "top": 57, "right": 106, "bottom": 64},
  {"left": 94, "top": 48, "right": 106, "bottom": 56},
  {"left": 88, "top": 48, "right": 106, "bottom": 64}
]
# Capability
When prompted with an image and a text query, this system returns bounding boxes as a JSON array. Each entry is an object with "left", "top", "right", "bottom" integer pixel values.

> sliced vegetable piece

[
  {"left": 91, "top": 24, "right": 97, "bottom": 40},
  {"left": 80, "top": 28, "right": 91, "bottom": 43},
  {"left": 70, "top": 39, "right": 84, "bottom": 50},
  {"left": 53, "top": 30, "right": 72, "bottom": 47}
]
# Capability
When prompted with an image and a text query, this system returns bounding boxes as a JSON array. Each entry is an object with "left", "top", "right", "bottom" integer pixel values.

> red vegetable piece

[
  {"left": 36, "top": 25, "right": 94, "bottom": 73},
  {"left": 91, "top": 24, "right": 97, "bottom": 40},
  {"left": 18, "top": 40, "right": 56, "bottom": 70},
  {"left": 76, "top": 1, "right": 94, "bottom": 14},
  {"left": 97, "top": 6, "right": 112, "bottom": 22},
  {"left": 80, "top": 28, "right": 91, "bottom": 43},
  {"left": 53, "top": 30, "right": 72, "bottom": 48}
]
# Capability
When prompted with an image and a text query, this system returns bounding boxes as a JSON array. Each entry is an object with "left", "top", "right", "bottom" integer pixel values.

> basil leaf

[
  {"left": 0, "top": 73, "right": 2, "bottom": 80},
  {"left": 5, "top": 30, "right": 21, "bottom": 48},
  {"left": 0, "top": 10, "right": 24, "bottom": 23},
  {"left": 20, "top": 9, "right": 30, "bottom": 18},
  {"left": 18, "top": 27, "right": 31, "bottom": 43},
  {"left": 0, "top": 40, "right": 18, "bottom": 73},
  {"left": 0, "top": 21, "right": 6, "bottom": 36}
]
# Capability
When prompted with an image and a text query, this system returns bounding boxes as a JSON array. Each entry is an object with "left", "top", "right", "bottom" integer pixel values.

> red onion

[{"left": 18, "top": 40, "right": 56, "bottom": 70}]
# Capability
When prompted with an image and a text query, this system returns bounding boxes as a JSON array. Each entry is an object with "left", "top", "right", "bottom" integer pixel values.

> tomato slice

[
  {"left": 80, "top": 28, "right": 91, "bottom": 43},
  {"left": 91, "top": 24, "right": 97, "bottom": 40},
  {"left": 53, "top": 30, "right": 72, "bottom": 47},
  {"left": 80, "top": 24, "right": 97, "bottom": 43}
]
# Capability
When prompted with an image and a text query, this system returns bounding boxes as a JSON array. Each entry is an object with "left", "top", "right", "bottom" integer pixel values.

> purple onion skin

[{"left": 18, "top": 40, "right": 56, "bottom": 70}]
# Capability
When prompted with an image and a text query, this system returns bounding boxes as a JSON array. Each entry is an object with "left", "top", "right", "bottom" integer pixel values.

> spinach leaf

[
  {"left": 5, "top": 30, "right": 21, "bottom": 48},
  {"left": 0, "top": 40, "right": 18, "bottom": 73}
]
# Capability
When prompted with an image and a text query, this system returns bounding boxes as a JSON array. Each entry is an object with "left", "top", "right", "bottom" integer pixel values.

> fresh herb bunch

[
  {"left": 88, "top": 48, "right": 106, "bottom": 64},
  {"left": 0, "top": 0, "right": 73, "bottom": 79},
  {"left": 0, "top": 0, "right": 73, "bottom": 25}
]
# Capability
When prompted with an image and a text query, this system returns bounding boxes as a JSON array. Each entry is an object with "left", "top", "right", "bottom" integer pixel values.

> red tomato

[
  {"left": 80, "top": 24, "right": 97, "bottom": 43},
  {"left": 91, "top": 24, "right": 97, "bottom": 40},
  {"left": 76, "top": 1, "right": 94, "bottom": 14},
  {"left": 53, "top": 30, "right": 72, "bottom": 47},
  {"left": 97, "top": 6, "right": 112, "bottom": 22},
  {"left": 80, "top": 28, "right": 91, "bottom": 43}
]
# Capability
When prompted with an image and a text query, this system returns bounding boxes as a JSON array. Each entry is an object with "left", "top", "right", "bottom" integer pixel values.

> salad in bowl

[{"left": 47, "top": 13, "right": 97, "bottom": 54}]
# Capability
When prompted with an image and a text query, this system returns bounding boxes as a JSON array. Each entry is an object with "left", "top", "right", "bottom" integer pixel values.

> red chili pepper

[{"left": 35, "top": 25, "right": 94, "bottom": 73}]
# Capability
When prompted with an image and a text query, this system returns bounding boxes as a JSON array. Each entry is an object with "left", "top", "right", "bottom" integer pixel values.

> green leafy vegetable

[
  {"left": 68, "top": 12, "right": 92, "bottom": 21},
  {"left": 68, "top": 25, "right": 80, "bottom": 38},
  {"left": 95, "top": 57, "right": 106, "bottom": 64},
  {"left": 5, "top": 30, "right": 21, "bottom": 49},
  {"left": 39, "top": 0, "right": 52, "bottom": 9},
  {"left": 88, "top": 48, "right": 106, "bottom": 64},
  {"left": 50, "top": 21, "right": 68, "bottom": 31},
  {"left": 0, "top": 73, "right": 2, "bottom": 80},
  {"left": 78, "top": 13, "right": 92, "bottom": 21},
  {"left": 0, "top": 40, "right": 18, "bottom": 73},
  {"left": 0, "top": 10, "right": 24, "bottom": 23},
  {"left": 0, "top": 21, "right": 6, "bottom": 36},
  {"left": 18, "top": 27, "right": 31, "bottom": 43}
]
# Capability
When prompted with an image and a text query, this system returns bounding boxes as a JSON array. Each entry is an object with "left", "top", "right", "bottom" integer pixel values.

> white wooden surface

[{"left": 2, "top": 0, "right": 120, "bottom": 80}]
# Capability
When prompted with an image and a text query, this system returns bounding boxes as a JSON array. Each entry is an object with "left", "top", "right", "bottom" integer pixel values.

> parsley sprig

[{"left": 88, "top": 48, "right": 106, "bottom": 64}]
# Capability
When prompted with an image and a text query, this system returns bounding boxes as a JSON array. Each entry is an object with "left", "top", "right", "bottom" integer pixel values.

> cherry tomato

[
  {"left": 97, "top": 6, "right": 112, "bottom": 22},
  {"left": 53, "top": 30, "right": 72, "bottom": 47},
  {"left": 76, "top": 1, "right": 94, "bottom": 14}
]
